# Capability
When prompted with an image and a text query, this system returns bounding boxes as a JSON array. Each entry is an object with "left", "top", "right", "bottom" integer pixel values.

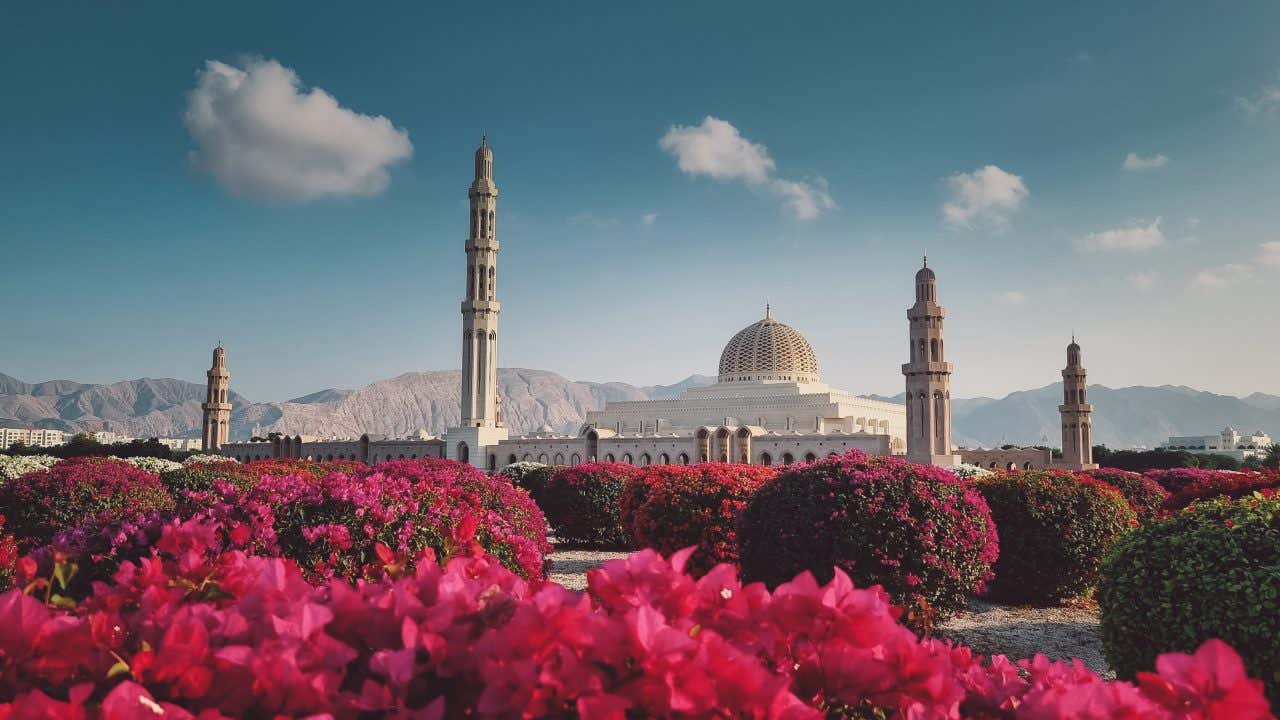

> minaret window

[
  {"left": 468, "top": 266, "right": 475, "bottom": 298},
  {"left": 487, "top": 266, "right": 495, "bottom": 300},
  {"left": 488, "top": 210, "right": 495, "bottom": 237},
  {"left": 930, "top": 339, "right": 939, "bottom": 362}
]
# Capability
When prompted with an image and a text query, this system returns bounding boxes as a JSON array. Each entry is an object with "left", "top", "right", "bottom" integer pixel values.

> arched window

[
  {"left": 478, "top": 265, "right": 487, "bottom": 299},
  {"left": 456, "top": 442, "right": 469, "bottom": 464},
  {"left": 508, "top": 454, "right": 517, "bottom": 464},
  {"left": 570, "top": 453, "right": 581, "bottom": 465},
  {"left": 622, "top": 453, "right": 633, "bottom": 465},
  {"left": 783, "top": 452, "right": 794, "bottom": 465},
  {"left": 467, "top": 265, "right": 476, "bottom": 298},
  {"left": 487, "top": 455, "right": 496, "bottom": 472},
  {"left": 1078, "top": 388, "right": 1085, "bottom": 403},
  {"left": 930, "top": 338, "right": 939, "bottom": 362},
  {"left": 989, "top": 462, "right": 997, "bottom": 469},
  {"left": 918, "top": 339, "right": 927, "bottom": 362},
  {"left": 1006, "top": 462, "right": 1017, "bottom": 471},
  {"left": 760, "top": 452, "right": 772, "bottom": 466},
  {"left": 487, "top": 266, "right": 496, "bottom": 300},
  {"left": 488, "top": 210, "right": 495, "bottom": 237},
  {"left": 554, "top": 453, "right": 564, "bottom": 465},
  {"left": 1023, "top": 461, "right": 1032, "bottom": 469},
  {"left": 537, "top": 453, "right": 548, "bottom": 463},
  {"left": 605, "top": 453, "right": 615, "bottom": 462},
  {"left": 677, "top": 453, "right": 689, "bottom": 465},
  {"left": 326, "top": 454, "right": 333, "bottom": 461},
  {"left": 659, "top": 453, "right": 669, "bottom": 465},
  {"left": 639, "top": 453, "right": 651, "bottom": 466},
  {"left": 804, "top": 452, "right": 817, "bottom": 462}
]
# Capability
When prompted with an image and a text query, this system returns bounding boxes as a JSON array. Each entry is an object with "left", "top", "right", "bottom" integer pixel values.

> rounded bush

[
  {"left": 974, "top": 470, "right": 1136, "bottom": 604},
  {"left": 1098, "top": 494, "right": 1280, "bottom": 706},
  {"left": 628, "top": 464, "right": 776, "bottom": 575},
  {"left": 160, "top": 461, "right": 260, "bottom": 506},
  {"left": 0, "top": 454, "right": 60, "bottom": 482},
  {"left": 498, "top": 461, "right": 556, "bottom": 503},
  {"left": 0, "top": 457, "right": 173, "bottom": 552},
  {"left": 541, "top": 462, "right": 641, "bottom": 547},
  {"left": 1083, "top": 467, "right": 1170, "bottom": 522},
  {"left": 1144, "top": 468, "right": 1226, "bottom": 494},
  {"left": 739, "top": 450, "right": 998, "bottom": 623},
  {"left": 216, "top": 458, "right": 551, "bottom": 582}
]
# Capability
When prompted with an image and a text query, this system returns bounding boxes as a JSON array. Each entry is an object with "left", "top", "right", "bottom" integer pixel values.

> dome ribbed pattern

[{"left": 718, "top": 316, "right": 819, "bottom": 380}]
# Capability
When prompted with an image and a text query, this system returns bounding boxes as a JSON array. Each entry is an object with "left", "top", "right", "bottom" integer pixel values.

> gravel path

[{"left": 548, "top": 547, "right": 1110, "bottom": 675}]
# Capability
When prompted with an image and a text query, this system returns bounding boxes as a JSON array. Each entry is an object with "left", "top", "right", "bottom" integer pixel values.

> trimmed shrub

[
  {"left": 974, "top": 470, "right": 1136, "bottom": 604},
  {"left": 182, "top": 453, "right": 234, "bottom": 466},
  {"left": 0, "top": 457, "right": 173, "bottom": 552},
  {"left": 627, "top": 463, "right": 776, "bottom": 575},
  {"left": 245, "top": 457, "right": 365, "bottom": 480},
  {"left": 541, "top": 462, "right": 642, "bottom": 547},
  {"left": 1145, "top": 467, "right": 1231, "bottom": 494},
  {"left": 205, "top": 457, "right": 551, "bottom": 582},
  {"left": 1084, "top": 467, "right": 1171, "bottom": 522},
  {"left": 1162, "top": 470, "right": 1280, "bottom": 514},
  {"left": 121, "top": 456, "right": 183, "bottom": 474},
  {"left": 160, "top": 461, "right": 260, "bottom": 504},
  {"left": 738, "top": 450, "right": 998, "bottom": 624},
  {"left": 498, "top": 461, "right": 556, "bottom": 502},
  {"left": 0, "top": 454, "right": 59, "bottom": 482},
  {"left": 1098, "top": 494, "right": 1280, "bottom": 706}
]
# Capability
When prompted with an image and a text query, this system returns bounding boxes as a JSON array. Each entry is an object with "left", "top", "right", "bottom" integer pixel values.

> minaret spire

[
  {"left": 902, "top": 259, "right": 960, "bottom": 467},
  {"left": 1057, "top": 336, "right": 1096, "bottom": 470},
  {"left": 201, "top": 344, "right": 231, "bottom": 452},
  {"left": 449, "top": 136, "right": 509, "bottom": 468}
]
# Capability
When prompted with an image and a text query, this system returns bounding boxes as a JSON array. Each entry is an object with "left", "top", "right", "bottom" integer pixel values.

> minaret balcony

[
  {"left": 901, "top": 361, "right": 954, "bottom": 374},
  {"left": 461, "top": 300, "right": 502, "bottom": 313}
]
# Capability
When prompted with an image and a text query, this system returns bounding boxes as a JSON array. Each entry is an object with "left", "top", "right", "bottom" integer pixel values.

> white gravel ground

[{"left": 548, "top": 546, "right": 1111, "bottom": 676}]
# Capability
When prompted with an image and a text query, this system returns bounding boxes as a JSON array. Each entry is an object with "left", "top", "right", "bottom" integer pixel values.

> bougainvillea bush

[
  {"left": 1161, "top": 469, "right": 1280, "bottom": 514},
  {"left": 973, "top": 470, "right": 1136, "bottom": 604},
  {"left": 121, "top": 456, "right": 183, "bottom": 474},
  {"left": 160, "top": 461, "right": 260, "bottom": 508},
  {"left": 626, "top": 463, "right": 776, "bottom": 575},
  {"left": 540, "top": 462, "right": 642, "bottom": 547},
  {"left": 0, "top": 456, "right": 173, "bottom": 553},
  {"left": 1099, "top": 494, "right": 1280, "bottom": 707},
  {"left": 739, "top": 450, "right": 998, "bottom": 626},
  {"left": 181, "top": 453, "right": 235, "bottom": 466},
  {"left": 0, "top": 453, "right": 59, "bottom": 482},
  {"left": 0, "top": 523, "right": 1272, "bottom": 719},
  {"left": 188, "top": 458, "right": 551, "bottom": 582},
  {"left": 1084, "top": 467, "right": 1170, "bottom": 522},
  {"left": 1145, "top": 467, "right": 1237, "bottom": 494}
]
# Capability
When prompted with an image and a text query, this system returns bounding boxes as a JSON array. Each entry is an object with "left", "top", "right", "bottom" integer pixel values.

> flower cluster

[
  {"left": 1100, "top": 494, "right": 1280, "bottom": 708},
  {"left": 0, "top": 523, "right": 1271, "bottom": 718},
  {"left": 121, "top": 455, "right": 184, "bottom": 474},
  {"left": 624, "top": 463, "right": 776, "bottom": 575},
  {"left": 1083, "top": 467, "right": 1170, "bottom": 522},
  {"left": 1145, "top": 467, "right": 1235, "bottom": 493},
  {"left": 0, "top": 453, "right": 59, "bottom": 482},
  {"left": 973, "top": 470, "right": 1136, "bottom": 604},
  {"left": 182, "top": 453, "right": 235, "bottom": 466},
  {"left": 1161, "top": 469, "right": 1280, "bottom": 514},
  {"left": 951, "top": 463, "right": 995, "bottom": 480},
  {"left": 498, "top": 460, "right": 555, "bottom": 503},
  {"left": 739, "top": 450, "right": 999, "bottom": 628},
  {"left": 540, "top": 462, "right": 643, "bottom": 547}
]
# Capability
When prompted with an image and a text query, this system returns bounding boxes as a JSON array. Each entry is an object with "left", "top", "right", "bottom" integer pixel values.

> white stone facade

[
  {"left": 1162, "top": 427, "right": 1272, "bottom": 461},
  {"left": 0, "top": 428, "right": 66, "bottom": 450}
]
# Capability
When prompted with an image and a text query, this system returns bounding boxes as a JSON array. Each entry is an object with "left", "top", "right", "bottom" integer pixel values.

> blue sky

[{"left": 3, "top": 2, "right": 1280, "bottom": 401}]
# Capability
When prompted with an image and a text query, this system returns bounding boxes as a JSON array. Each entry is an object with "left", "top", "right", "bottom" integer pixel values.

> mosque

[{"left": 212, "top": 139, "right": 1096, "bottom": 473}]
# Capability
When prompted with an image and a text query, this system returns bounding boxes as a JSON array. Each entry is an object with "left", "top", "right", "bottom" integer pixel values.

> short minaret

[
  {"left": 902, "top": 258, "right": 961, "bottom": 466},
  {"left": 446, "top": 136, "right": 508, "bottom": 469},
  {"left": 200, "top": 345, "right": 231, "bottom": 451},
  {"left": 1056, "top": 337, "right": 1098, "bottom": 470}
]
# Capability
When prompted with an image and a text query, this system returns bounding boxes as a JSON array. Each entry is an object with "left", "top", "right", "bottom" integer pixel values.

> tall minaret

[
  {"left": 201, "top": 345, "right": 231, "bottom": 452},
  {"left": 902, "top": 258, "right": 961, "bottom": 466},
  {"left": 447, "top": 136, "right": 508, "bottom": 469},
  {"left": 1056, "top": 337, "right": 1097, "bottom": 470}
]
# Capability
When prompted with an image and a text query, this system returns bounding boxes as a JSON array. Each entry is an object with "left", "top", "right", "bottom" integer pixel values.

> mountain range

[{"left": 2, "top": 370, "right": 1277, "bottom": 450}]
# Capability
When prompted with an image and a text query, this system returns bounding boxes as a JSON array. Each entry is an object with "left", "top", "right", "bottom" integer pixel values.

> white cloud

[
  {"left": 1127, "top": 271, "right": 1158, "bottom": 290},
  {"left": 659, "top": 116, "right": 834, "bottom": 220},
  {"left": 994, "top": 290, "right": 1027, "bottom": 305},
  {"left": 941, "top": 165, "right": 1028, "bottom": 230},
  {"left": 1235, "top": 77, "right": 1280, "bottom": 116},
  {"left": 1192, "top": 263, "right": 1252, "bottom": 289},
  {"left": 1078, "top": 218, "right": 1166, "bottom": 252},
  {"left": 183, "top": 58, "right": 412, "bottom": 201},
  {"left": 1257, "top": 241, "right": 1280, "bottom": 268},
  {"left": 641, "top": 212, "right": 658, "bottom": 226},
  {"left": 1123, "top": 153, "right": 1170, "bottom": 171}
]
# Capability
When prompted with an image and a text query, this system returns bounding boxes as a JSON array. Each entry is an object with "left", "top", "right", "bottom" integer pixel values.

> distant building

[
  {"left": 0, "top": 428, "right": 66, "bottom": 450},
  {"left": 1162, "top": 427, "right": 1272, "bottom": 461},
  {"left": 156, "top": 437, "right": 204, "bottom": 452}
]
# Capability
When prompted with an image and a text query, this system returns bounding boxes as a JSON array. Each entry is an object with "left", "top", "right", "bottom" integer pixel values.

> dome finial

[
  {"left": 765, "top": 300, "right": 771, "bottom": 319},
  {"left": 923, "top": 254, "right": 928, "bottom": 268}
]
